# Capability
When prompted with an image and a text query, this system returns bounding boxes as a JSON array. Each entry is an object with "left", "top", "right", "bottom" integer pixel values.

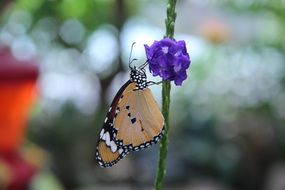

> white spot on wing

[
  {"left": 102, "top": 133, "right": 106, "bottom": 140},
  {"left": 110, "top": 141, "right": 117, "bottom": 152},
  {"left": 104, "top": 117, "right": 108, "bottom": 123},
  {"left": 100, "top": 129, "right": 104, "bottom": 138},
  {"left": 105, "top": 132, "right": 110, "bottom": 146},
  {"left": 119, "top": 148, "right": 123, "bottom": 154}
]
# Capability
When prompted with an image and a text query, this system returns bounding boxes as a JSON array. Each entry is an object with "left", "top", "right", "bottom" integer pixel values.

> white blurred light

[
  {"left": 0, "top": 29, "right": 14, "bottom": 46},
  {"left": 121, "top": 18, "right": 163, "bottom": 67},
  {"left": 39, "top": 47, "right": 101, "bottom": 114},
  {"left": 0, "top": 10, "right": 32, "bottom": 47},
  {"left": 7, "top": 10, "right": 32, "bottom": 35},
  {"left": 85, "top": 25, "right": 118, "bottom": 75},
  {"left": 32, "top": 17, "right": 58, "bottom": 48},
  {"left": 40, "top": 48, "right": 83, "bottom": 72},
  {"left": 177, "top": 34, "right": 208, "bottom": 61},
  {"left": 40, "top": 71, "right": 100, "bottom": 114},
  {"left": 11, "top": 35, "right": 37, "bottom": 61},
  {"left": 59, "top": 19, "right": 85, "bottom": 44},
  {"left": 36, "top": 17, "right": 58, "bottom": 40}
]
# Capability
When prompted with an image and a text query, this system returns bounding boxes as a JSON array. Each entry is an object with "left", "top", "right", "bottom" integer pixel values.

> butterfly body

[{"left": 96, "top": 66, "right": 164, "bottom": 168}]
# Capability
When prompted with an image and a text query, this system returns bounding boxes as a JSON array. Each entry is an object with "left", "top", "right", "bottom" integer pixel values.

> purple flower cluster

[{"left": 144, "top": 38, "right": 191, "bottom": 86}]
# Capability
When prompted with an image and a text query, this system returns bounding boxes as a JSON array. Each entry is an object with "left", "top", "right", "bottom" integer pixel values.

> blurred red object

[
  {"left": 0, "top": 48, "right": 39, "bottom": 152},
  {"left": 0, "top": 151, "right": 36, "bottom": 190},
  {"left": 0, "top": 48, "right": 39, "bottom": 190}
]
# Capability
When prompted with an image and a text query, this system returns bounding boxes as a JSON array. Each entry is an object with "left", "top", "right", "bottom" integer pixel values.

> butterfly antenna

[
  {"left": 139, "top": 60, "right": 148, "bottom": 69},
  {"left": 129, "top": 58, "right": 138, "bottom": 69},
  {"left": 129, "top": 42, "right": 136, "bottom": 69}
]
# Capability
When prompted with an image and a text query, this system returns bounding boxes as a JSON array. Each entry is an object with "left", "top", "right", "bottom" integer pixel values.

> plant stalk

[{"left": 154, "top": 0, "right": 177, "bottom": 189}]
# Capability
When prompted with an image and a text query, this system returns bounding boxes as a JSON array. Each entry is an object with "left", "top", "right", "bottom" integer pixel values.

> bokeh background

[{"left": 1, "top": 0, "right": 285, "bottom": 190}]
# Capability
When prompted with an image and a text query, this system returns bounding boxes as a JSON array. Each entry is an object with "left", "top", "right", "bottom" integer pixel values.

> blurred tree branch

[{"left": 99, "top": 0, "right": 126, "bottom": 107}]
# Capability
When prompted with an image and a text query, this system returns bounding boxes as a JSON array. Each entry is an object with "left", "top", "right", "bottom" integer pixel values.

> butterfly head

[{"left": 130, "top": 66, "right": 147, "bottom": 90}]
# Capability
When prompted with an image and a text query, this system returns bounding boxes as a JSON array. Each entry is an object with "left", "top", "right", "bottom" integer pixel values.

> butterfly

[{"left": 95, "top": 44, "right": 165, "bottom": 168}]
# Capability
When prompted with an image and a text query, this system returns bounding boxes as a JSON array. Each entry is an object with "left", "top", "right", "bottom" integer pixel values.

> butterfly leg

[
  {"left": 146, "top": 81, "right": 163, "bottom": 86},
  {"left": 129, "top": 42, "right": 137, "bottom": 69},
  {"left": 139, "top": 60, "right": 149, "bottom": 69}
]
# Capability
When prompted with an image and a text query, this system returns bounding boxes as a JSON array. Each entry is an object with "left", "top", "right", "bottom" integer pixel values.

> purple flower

[{"left": 144, "top": 38, "right": 191, "bottom": 86}]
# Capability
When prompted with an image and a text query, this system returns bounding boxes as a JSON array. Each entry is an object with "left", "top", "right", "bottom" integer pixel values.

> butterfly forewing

[{"left": 114, "top": 84, "right": 164, "bottom": 151}]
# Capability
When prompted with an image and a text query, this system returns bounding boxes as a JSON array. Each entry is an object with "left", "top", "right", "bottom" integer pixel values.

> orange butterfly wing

[
  {"left": 96, "top": 141, "right": 128, "bottom": 168},
  {"left": 113, "top": 83, "right": 164, "bottom": 151}
]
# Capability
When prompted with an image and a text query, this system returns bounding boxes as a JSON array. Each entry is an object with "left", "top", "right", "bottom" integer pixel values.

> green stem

[{"left": 154, "top": 0, "right": 177, "bottom": 189}]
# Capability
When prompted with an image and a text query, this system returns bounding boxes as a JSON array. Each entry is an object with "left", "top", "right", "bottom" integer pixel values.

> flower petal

[{"left": 144, "top": 38, "right": 191, "bottom": 86}]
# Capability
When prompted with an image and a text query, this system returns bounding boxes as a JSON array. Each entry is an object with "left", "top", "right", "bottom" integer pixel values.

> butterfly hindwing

[{"left": 96, "top": 140, "right": 128, "bottom": 168}]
